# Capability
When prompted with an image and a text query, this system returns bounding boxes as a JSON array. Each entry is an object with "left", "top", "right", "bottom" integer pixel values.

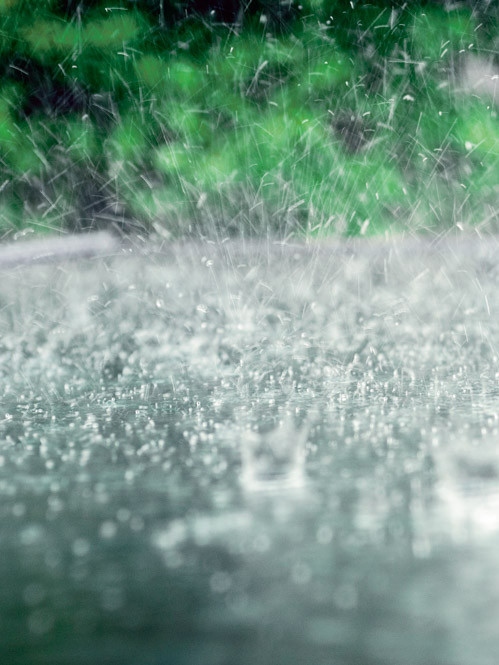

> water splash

[
  {"left": 240, "top": 418, "right": 309, "bottom": 491},
  {"left": 433, "top": 434, "right": 499, "bottom": 542}
]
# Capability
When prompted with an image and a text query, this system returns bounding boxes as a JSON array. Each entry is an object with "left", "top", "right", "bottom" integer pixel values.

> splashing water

[
  {"left": 241, "top": 418, "right": 309, "bottom": 491},
  {"left": 2, "top": 236, "right": 499, "bottom": 664}
]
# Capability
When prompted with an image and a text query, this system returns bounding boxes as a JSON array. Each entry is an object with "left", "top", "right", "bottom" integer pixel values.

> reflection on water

[{"left": 1, "top": 237, "right": 499, "bottom": 664}]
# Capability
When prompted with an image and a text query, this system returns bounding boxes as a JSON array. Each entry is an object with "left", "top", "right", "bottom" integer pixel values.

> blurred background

[{"left": 0, "top": 0, "right": 497, "bottom": 239}]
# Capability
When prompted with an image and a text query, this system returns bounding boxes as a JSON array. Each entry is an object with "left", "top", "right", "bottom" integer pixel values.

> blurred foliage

[{"left": 0, "top": 0, "right": 497, "bottom": 237}]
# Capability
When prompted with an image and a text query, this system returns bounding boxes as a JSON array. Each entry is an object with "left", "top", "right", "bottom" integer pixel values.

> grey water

[{"left": 1, "top": 235, "right": 499, "bottom": 664}]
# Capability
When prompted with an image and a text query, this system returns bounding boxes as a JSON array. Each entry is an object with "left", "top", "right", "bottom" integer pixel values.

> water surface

[{"left": 1, "top": 236, "right": 499, "bottom": 664}]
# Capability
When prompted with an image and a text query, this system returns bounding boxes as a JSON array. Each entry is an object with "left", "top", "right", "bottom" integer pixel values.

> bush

[{"left": 0, "top": 0, "right": 497, "bottom": 237}]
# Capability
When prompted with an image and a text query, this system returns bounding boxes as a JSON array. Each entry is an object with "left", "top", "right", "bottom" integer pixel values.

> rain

[
  {"left": 1, "top": 236, "right": 499, "bottom": 663},
  {"left": 0, "top": 1, "right": 499, "bottom": 664}
]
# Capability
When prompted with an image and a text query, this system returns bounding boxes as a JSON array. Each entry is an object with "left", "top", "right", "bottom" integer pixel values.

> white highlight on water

[{"left": 240, "top": 418, "right": 309, "bottom": 491}]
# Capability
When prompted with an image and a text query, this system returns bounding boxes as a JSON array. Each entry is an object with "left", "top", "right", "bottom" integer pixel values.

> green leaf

[
  {"left": 410, "top": 9, "right": 476, "bottom": 61},
  {"left": 456, "top": 106, "right": 499, "bottom": 156},
  {"left": 21, "top": 18, "right": 80, "bottom": 56},
  {"left": 167, "top": 60, "right": 206, "bottom": 98},
  {"left": 134, "top": 54, "right": 167, "bottom": 90},
  {"left": 83, "top": 13, "right": 140, "bottom": 49},
  {"left": 108, "top": 115, "right": 149, "bottom": 162},
  {"left": 154, "top": 142, "right": 191, "bottom": 177},
  {"left": 64, "top": 119, "right": 98, "bottom": 161}
]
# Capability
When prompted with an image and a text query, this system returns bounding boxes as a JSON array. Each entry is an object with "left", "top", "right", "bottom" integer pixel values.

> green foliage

[
  {"left": 63, "top": 117, "right": 98, "bottom": 161},
  {"left": 154, "top": 142, "right": 192, "bottom": 176},
  {"left": 0, "top": 0, "right": 497, "bottom": 237},
  {"left": 456, "top": 105, "right": 499, "bottom": 156},
  {"left": 21, "top": 18, "right": 80, "bottom": 57},
  {"left": 134, "top": 54, "right": 167, "bottom": 90},
  {"left": 409, "top": 8, "right": 476, "bottom": 62},
  {"left": 84, "top": 13, "right": 141, "bottom": 48}
]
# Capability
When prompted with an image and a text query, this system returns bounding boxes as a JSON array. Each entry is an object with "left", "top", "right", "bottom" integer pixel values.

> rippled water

[{"left": 1, "top": 236, "right": 499, "bottom": 664}]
